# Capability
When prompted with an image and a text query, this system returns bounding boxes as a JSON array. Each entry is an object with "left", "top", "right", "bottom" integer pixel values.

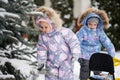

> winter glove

[
  {"left": 37, "top": 63, "right": 44, "bottom": 71},
  {"left": 37, "top": 60, "right": 46, "bottom": 71},
  {"left": 37, "top": 51, "right": 47, "bottom": 71}
]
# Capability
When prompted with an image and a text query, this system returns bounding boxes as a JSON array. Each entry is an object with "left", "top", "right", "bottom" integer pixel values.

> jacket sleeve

[
  {"left": 99, "top": 31, "right": 115, "bottom": 57},
  {"left": 63, "top": 29, "right": 81, "bottom": 60},
  {"left": 37, "top": 35, "right": 47, "bottom": 63},
  {"left": 76, "top": 29, "right": 84, "bottom": 45}
]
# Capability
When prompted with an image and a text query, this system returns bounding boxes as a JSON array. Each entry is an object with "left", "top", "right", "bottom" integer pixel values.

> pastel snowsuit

[
  {"left": 37, "top": 26, "right": 80, "bottom": 80},
  {"left": 76, "top": 13, "right": 115, "bottom": 60}
]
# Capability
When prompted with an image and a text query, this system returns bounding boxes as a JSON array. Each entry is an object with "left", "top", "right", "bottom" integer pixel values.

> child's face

[
  {"left": 39, "top": 21, "right": 51, "bottom": 33},
  {"left": 88, "top": 22, "right": 98, "bottom": 29}
]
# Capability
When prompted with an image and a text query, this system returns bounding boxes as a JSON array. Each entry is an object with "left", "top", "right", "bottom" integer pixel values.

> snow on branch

[
  {"left": 0, "top": 8, "right": 6, "bottom": 12},
  {"left": 1, "top": 0, "right": 8, "bottom": 4},
  {"left": 0, "top": 74, "right": 15, "bottom": 80},
  {"left": 25, "top": 12, "right": 46, "bottom": 17},
  {"left": 0, "top": 12, "right": 20, "bottom": 19},
  {"left": 2, "top": 30, "right": 14, "bottom": 36}
]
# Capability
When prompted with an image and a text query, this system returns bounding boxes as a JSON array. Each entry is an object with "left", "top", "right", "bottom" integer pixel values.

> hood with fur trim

[
  {"left": 77, "top": 7, "right": 109, "bottom": 29},
  {"left": 32, "top": 6, "right": 63, "bottom": 29},
  {"left": 81, "top": 13, "right": 103, "bottom": 30}
]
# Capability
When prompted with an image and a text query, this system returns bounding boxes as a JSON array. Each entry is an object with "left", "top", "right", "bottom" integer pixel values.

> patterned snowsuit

[
  {"left": 37, "top": 27, "right": 80, "bottom": 80},
  {"left": 76, "top": 13, "right": 115, "bottom": 60}
]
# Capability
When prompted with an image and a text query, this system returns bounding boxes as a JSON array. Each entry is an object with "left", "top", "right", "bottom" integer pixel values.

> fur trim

[
  {"left": 32, "top": 6, "right": 63, "bottom": 29},
  {"left": 77, "top": 7, "right": 109, "bottom": 29}
]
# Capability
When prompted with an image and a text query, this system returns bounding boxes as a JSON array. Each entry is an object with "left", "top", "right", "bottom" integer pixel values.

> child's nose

[{"left": 42, "top": 28, "right": 47, "bottom": 32}]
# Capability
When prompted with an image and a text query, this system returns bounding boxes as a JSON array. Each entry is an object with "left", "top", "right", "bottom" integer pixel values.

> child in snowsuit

[
  {"left": 76, "top": 7, "right": 116, "bottom": 80},
  {"left": 34, "top": 6, "right": 81, "bottom": 80}
]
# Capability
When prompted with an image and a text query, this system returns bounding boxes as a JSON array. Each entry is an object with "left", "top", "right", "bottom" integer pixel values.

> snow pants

[
  {"left": 78, "top": 58, "right": 101, "bottom": 80},
  {"left": 78, "top": 58, "right": 89, "bottom": 80},
  {"left": 45, "top": 60, "right": 74, "bottom": 80}
]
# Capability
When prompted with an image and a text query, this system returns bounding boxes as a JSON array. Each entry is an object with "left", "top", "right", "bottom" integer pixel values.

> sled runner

[{"left": 88, "top": 52, "right": 115, "bottom": 80}]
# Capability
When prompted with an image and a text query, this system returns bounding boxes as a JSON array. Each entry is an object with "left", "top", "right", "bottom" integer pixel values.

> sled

[
  {"left": 113, "top": 58, "right": 120, "bottom": 67},
  {"left": 88, "top": 52, "right": 115, "bottom": 80},
  {"left": 115, "top": 78, "right": 120, "bottom": 80}
]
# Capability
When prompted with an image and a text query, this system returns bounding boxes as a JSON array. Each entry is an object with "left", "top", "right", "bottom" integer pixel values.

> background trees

[
  {"left": 0, "top": 0, "right": 38, "bottom": 79},
  {"left": 50, "top": 0, "right": 74, "bottom": 28},
  {"left": 91, "top": 0, "right": 120, "bottom": 51},
  {"left": 0, "top": 0, "right": 38, "bottom": 49}
]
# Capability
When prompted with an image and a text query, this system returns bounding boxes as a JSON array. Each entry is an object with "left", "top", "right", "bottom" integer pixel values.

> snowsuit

[
  {"left": 76, "top": 11, "right": 115, "bottom": 80},
  {"left": 37, "top": 27, "right": 80, "bottom": 80},
  {"left": 35, "top": 6, "right": 81, "bottom": 80}
]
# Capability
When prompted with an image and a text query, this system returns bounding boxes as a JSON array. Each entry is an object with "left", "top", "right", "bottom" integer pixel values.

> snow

[
  {"left": 0, "top": 51, "right": 120, "bottom": 80},
  {"left": 0, "top": 12, "right": 20, "bottom": 19},
  {"left": 1, "top": 0, "right": 8, "bottom": 4},
  {"left": 64, "top": 14, "right": 70, "bottom": 19},
  {"left": 0, "top": 74, "right": 15, "bottom": 79},
  {"left": 0, "top": 8, "right": 6, "bottom": 12}
]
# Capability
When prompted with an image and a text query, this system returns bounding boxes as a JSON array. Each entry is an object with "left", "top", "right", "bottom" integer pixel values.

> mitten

[
  {"left": 37, "top": 63, "right": 44, "bottom": 71},
  {"left": 37, "top": 60, "right": 46, "bottom": 71}
]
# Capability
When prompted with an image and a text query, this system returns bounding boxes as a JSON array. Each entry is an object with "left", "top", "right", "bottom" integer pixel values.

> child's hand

[
  {"left": 37, "top": 60, "right": 46, "bottom": 71},
  {"left": 37, "top": 63, "right": 44, "bottom": 71}
]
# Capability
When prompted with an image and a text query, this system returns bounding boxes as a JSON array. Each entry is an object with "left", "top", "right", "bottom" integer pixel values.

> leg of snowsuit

[
  {"left": 45, "top": 61, "right": 59, "bottom": 80},
  {"left": 79, "top": 58, "right": 89, "bottom": 80},
  {"left": 45, "top": 60, "right": 74, "bottom": 80},
  {"left": 59, "top": 60, "right": 74, "bottom": 80}
]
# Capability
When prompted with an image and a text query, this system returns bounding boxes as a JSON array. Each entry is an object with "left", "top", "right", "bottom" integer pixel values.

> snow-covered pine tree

[
  {"left": 0, "top": 0, "right": 39, "bottom": 80},
  {"left": 0, "top": 0, "right": 38, "bottom": 49}
]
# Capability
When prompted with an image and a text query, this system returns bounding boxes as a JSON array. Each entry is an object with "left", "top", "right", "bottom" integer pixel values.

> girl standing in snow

[
  {"left": 34, "top": 6, "right": 81, "bottom": 80},
  {"left": 76, "top": 8, "right": 116, "bottom": 80}
]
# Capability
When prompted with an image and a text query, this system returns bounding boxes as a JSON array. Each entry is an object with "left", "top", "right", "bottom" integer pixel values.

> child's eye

[
  {"left": 45, "top": 27, "right": 48, "bottom": 29},
  {"left": 94, "top": 24, "right": 97, "bottom": 26},
  {"left": 41, "top": 27, "right": 43, "bottom": 29}
]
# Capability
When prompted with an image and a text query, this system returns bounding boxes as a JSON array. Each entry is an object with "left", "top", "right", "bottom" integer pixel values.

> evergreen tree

[
  {"left": 91, "top": 0, "right": 120, "bottom": 51},
  {"left": 0, "top": 0, "right": 38, "bottom": 68},
  {"left": 50, "top": 0, "right": 74, "bottom": 28},
  {"left": 34, "top": 0, "right": 44, "bottom": 6},
  {"left": 0, "top": 0, "right": 39, "bottom": 79},
  {"left": 0, "top": 0, "right": 38, "bottom": 49}
]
